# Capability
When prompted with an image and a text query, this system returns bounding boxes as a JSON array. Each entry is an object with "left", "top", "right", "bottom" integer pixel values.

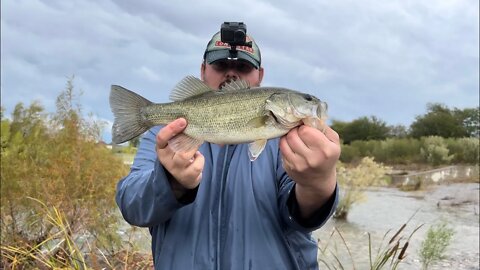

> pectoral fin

[
  {"left": 247, "top": 116, "right": 268, "bottom": 128},
  {"left": 248, "top": 139, "right": 267, "bottom": 161},
  {"left": 168, "top": 133, "right": 204, "bottom": 152}
]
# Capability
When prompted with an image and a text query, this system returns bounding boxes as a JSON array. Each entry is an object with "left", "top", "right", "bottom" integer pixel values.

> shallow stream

[{"left": 314, "top": 183, "right": 480, "bottom": 270}]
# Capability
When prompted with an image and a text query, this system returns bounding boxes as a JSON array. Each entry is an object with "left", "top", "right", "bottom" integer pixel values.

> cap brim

[{"left": 205, "top": 50, "right": 260, "bottom": 69}]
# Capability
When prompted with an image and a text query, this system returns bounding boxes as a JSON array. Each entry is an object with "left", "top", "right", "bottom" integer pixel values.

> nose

[{"left": 225, "top": 68, "right": 239, "bottom": 81}]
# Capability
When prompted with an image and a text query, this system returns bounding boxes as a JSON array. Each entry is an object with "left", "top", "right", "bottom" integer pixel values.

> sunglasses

[{"left": 211, "top": 60, "right": 255, "bottom": 73}]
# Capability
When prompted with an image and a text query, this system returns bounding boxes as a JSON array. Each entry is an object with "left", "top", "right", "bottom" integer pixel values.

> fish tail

[{"left": 110, "top": 85, "right": 153, "bottom": 144}]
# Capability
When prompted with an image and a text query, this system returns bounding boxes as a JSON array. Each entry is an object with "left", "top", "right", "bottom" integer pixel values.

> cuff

[
  {"left": 286, "top": 183, "right": 339, "bottom": 230},
  {"left": 164, "top": 167, "right": 199, "bottom": 205}
]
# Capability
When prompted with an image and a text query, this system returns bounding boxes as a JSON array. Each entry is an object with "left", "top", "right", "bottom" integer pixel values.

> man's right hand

[{"left": 156, "top": 118, "right": 204, "bottom": 190}]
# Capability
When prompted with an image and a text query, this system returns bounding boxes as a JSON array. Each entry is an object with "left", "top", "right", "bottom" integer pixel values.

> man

[{"left": 116, "top": 26, "right": 340, "bottom": 270}]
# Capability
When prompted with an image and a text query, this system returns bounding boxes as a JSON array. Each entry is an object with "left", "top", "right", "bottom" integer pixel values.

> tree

[
  {"left": 410, "top": 103, "right": 472, "bottom": 138},
  {"left": 388, "top": 124, "right": 409, "bottom": 138},
  {"left": 454, "top": 107, "right": 479, "bottom": 137},
  {"left": 334, "top": 116, "right": 390, "bottom": 144}
]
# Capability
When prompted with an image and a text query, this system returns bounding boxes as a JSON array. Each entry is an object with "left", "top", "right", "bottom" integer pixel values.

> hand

[
  {"left": 156, "top": 118, "right": 205, "bottom": 189},
  {"left": 279, "top": 125, "right": 340, "bottom": 217}
]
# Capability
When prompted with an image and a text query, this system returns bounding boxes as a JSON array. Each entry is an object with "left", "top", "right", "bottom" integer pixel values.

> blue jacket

[{"left": 116, "top": 126, "right": 338, "bottom": 270}]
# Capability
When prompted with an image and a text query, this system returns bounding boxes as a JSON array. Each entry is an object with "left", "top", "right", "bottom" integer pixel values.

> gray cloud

[{"left": 2, "top": 0, "right": 478, "bottom": 142}]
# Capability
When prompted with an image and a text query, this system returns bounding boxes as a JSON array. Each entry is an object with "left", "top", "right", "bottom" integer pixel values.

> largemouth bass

[{"left": 110, "top": 76, "right": 328, "bottom": 160}]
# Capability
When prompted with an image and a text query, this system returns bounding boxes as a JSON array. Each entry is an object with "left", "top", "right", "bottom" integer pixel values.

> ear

[
  {"left": 258, "top": 67, "right": 264, "bottom": 85},
  {"left": 200, "top": 62, "right": 206, "bottom": 81}
]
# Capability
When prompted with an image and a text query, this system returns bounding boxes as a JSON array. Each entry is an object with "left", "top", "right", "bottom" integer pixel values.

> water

[{"left": 314, "top": 183, "right": 480, "bottom": 270}]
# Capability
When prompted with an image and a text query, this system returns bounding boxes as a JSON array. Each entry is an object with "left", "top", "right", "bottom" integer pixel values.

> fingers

[
  {"left": 296, "top": 125, "right": 340, "bottom": 150},
  {"left": 156, "top": 118, "right": 187, "bottom": 149},
  {"left": 321, "top": 125, "right": 340, "bottom": 144},
  {"left": 172, "top": 148, "right": 200, "bottom": 168},
  {"left": 155, "top": 118, "right": 204, "bottom": 189},
  {"left": 280, "top": 125, "right": 341, "bottom": 170},
  {"left": 174, "top": 151, "right": 205, "bottom": 189}
]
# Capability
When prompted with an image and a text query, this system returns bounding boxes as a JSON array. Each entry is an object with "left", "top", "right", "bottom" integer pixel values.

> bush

[
  {"left": 335, "top": 157, "right": 390, "bottom": 219},
  {"left": 340, "top": 137, "right": 476, "bottom": 166},
  {"left": 420, "top": 136, "right": 453, "bottom": 166},
  {"left": 445, "top": 137, "right": 479, "bottom": 164},
  {"left": 339, "top": 144, "right": 361, "bottom": 163},
  {"left": 373, "top": 138, "right": 422, "bottom": 164},
  {"left": 1, "top": 79, "right": 129, "bottom": 263},
  {"left": 350, "top": 140, "right": 380, "bottom": 157},
  {"left": 419, "top": 222, "right": 455, "bottom": 270}
]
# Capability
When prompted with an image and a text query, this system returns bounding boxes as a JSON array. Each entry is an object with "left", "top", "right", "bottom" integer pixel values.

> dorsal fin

[
  {"left": 169, "top": 76, "right": 213, "bottom": 101},
  {"left": 221, "top": 79, "right": 250, "bottom": 91}
]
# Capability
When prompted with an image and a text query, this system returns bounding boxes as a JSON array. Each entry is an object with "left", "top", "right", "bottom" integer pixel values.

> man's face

[{"left": 201, "top": 59, "right": 264, "bottom": 90}]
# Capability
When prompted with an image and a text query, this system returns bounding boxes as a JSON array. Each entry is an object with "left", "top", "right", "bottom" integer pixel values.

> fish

[{"left": 110, "top": 76, "right": 328, "bottom": 161}]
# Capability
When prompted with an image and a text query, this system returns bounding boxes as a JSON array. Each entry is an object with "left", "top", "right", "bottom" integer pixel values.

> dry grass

[{"left": 1, "top": 198, "right": 153, "bottom": 270}]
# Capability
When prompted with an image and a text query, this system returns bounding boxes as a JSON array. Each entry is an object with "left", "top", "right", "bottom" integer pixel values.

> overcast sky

[{"left": 2, "top": 0, "right": 479, "bottom": 142}]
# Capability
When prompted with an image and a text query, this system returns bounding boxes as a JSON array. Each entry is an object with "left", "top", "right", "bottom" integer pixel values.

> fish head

[{"left": 266, "top": 91, "right": 328, "bottom": 130}]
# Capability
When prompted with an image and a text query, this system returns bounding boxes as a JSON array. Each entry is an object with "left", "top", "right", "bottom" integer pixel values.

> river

[{"left": 313, "top": 183, "right": 480, "bottom": 270}]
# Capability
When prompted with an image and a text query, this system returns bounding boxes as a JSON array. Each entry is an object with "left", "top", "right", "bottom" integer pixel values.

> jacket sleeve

[
  {"left": 115, "top": 127, "right": 190, "bottom": 227},
  {"left": 276, "top": 149, "right": 339, "bottom": 233}
]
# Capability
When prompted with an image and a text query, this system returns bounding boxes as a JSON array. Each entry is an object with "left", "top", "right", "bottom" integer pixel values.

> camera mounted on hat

[{"left": 220, "top": 22, "right": 252, "bottom": 59}]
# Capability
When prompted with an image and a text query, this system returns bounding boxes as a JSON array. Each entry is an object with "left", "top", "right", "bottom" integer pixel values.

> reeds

[
  {"left": 318, "top": 219, "right": 423, "bottom": 270},
  {"left": 1, "top": 198, "right": 153, "bottom": 269}
]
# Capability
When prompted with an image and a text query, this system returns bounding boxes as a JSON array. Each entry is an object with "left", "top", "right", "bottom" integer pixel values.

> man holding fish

[{"left": 114, "top": 22, "right": 340, "bottom": 270}]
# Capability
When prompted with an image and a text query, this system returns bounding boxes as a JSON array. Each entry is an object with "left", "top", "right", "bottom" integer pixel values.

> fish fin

[
  {"left": 248, "top": 139, "right": 267, "bottom": 161},
  {"left": 168, "top": 133, "right": 204, "bottom": 152},
  {"left": 247, "top": 116, "right": 268, "bottom": 128},
  {"left": 221, "top": 79, "right": 250, "bottom": 91},
  {"left": 169, "top": 76, "right": 213, "bottom": 101},
  {"left": 110, "top": 85, "right": 153, "bottom": 144}
]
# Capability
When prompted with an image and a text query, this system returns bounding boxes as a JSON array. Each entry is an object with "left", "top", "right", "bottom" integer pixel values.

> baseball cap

[{"left": 203, "top": 31, "right": 261, "bottom": 69}]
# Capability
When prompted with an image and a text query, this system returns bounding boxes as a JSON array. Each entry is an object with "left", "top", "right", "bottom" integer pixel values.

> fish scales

[
  {"left": 144, "top": 88, "right": 286, "bottom": 144},
  {"left": 109, "top": 76, "right": 328, "bottom": 160}
]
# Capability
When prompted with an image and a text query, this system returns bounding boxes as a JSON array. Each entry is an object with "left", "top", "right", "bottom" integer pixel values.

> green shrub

[
  {"left": 339, "top": 144, "right": 361, "bottom": 163},
  {"left": 374, "top": 138, "right": 422, "bottom": 164},
  {"left": 338, "top": 137, "right": 475, "bottom": 165},
  {"left": 446, "top": 137, "right": 479, "bottom": 164},
  {"left": 419, "top": 222, "right": 455, "bottom": 270},
  {"left": 351, "top": 140, "right": 380, "bottom": 157},
  {"left": 420, "top": 136, "right": 453, "bottom": 166}
]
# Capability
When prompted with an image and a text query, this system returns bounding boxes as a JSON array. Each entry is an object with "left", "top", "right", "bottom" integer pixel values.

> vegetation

[
  {"left": 0, "top": 79, "right": 131, "bottom": 268},
  {"left": 410, "top": 104, "right": 479, "bottom": 138},
  {"left": 419, "top": 222, "right": 455, "bottom": 270},
  {"left": 339, "top": 137, "right": 478, "bottom": 165},
  {"left": 334, "top": 157, "right": 390, "bottom": 219},
  {"left": 332, "top": 116, "right": 390, "bottom": 144},
  {"left": 318, "top": 222, "right": 423, "bottom": 270},
  {"left": 332, "top": 103, "right": 479, "bottom": 144},
  {"left": 1, "top": 199, "right": 153, "bottom": 269}
]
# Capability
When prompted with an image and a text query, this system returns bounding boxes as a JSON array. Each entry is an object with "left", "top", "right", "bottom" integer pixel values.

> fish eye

[{"left": 303, "top": 94, "right": 313, "bottom": 101}]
